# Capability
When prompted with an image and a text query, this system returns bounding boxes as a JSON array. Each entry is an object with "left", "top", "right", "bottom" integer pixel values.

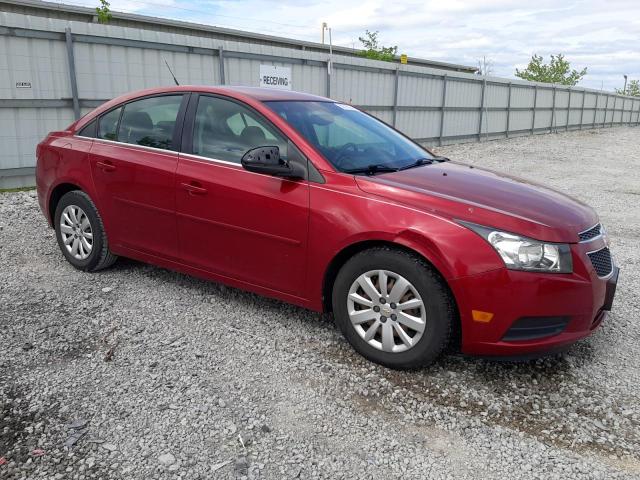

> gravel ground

[{"left": 1, "top": 126, "right": 639, "bottom": 480}]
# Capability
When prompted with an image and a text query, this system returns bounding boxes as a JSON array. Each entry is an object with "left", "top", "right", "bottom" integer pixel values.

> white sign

[
  {"left": 259, "top": 65, "right": 292, "bottom": 90},
  {"left": 16, "top": 82, "right": 32, "bottom": 89}
]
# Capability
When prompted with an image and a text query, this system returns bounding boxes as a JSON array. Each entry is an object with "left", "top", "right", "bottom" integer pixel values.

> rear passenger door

[{"left": 89, "top": 94, "right": 188, "bottom": 259}]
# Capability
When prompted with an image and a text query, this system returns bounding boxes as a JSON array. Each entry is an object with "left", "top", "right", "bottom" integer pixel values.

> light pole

[{"left": 623, "top": 75, "right": 628, "bottom": 95}]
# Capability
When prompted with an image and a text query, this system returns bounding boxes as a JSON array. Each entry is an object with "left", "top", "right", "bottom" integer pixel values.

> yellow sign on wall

[{"left": 400, "top": 54, "right": 408, "bottom": 64}]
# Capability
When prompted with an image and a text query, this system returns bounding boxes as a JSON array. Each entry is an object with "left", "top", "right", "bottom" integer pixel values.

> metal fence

[{"left": 1, "top": 9, "right": 639, "bottom": 188}]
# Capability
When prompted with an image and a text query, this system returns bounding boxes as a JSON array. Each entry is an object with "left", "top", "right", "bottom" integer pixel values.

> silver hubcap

[
  {"left": 347, "top": 270, "right": 426, "bottom": 353},
  {"left": 60, "top": 205, "right": 93, "bottom": 260}
]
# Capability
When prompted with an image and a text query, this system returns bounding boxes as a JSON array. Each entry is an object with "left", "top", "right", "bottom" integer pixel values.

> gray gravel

[{"left": 1, "top": 126, "right": 639, "bottom": 479}]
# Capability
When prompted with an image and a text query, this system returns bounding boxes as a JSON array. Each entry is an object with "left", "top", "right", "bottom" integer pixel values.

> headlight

[{"left": 459, "top": 221, "right": 573, "bottom": 273}]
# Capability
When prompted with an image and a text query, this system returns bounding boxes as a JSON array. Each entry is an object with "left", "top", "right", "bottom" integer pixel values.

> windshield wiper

[
  {"left": 343, "top": 164, "right": 399, "bottom": 175},
  {"left": 398, "top": 156, "right": 450, "bottom": 171},
  {"left": 398, "top": 158, "right": 433, "bottom": 171}
]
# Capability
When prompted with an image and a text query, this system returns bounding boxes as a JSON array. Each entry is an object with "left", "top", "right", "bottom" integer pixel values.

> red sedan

[{"left": 36, "top": 86, "right": 618, "bottom": 368}]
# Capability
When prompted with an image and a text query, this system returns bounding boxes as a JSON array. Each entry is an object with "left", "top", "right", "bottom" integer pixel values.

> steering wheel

[{"left": 333, "top": 143, "right": 358, "bottom": 168}]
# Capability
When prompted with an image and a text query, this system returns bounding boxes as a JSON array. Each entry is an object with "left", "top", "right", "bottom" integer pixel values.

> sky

[{"left": 63, "top": 0, "right": 639, "bottom": 92}]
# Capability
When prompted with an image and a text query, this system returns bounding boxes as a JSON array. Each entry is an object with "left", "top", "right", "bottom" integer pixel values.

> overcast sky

[{"left": 69, "top": 0, "right": 639, "bottom": 91}]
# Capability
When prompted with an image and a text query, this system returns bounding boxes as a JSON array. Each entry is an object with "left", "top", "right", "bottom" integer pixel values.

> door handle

[
  {"left": 181, "top": 182, "right": 208, "bottom": 195},
  {"left": 96, "top": 160, "right": 116, "bottom": 172}
]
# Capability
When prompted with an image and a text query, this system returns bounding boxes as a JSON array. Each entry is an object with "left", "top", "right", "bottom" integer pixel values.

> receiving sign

[{"left": 259, "top": 65, "right": 292, "bottom": 90}]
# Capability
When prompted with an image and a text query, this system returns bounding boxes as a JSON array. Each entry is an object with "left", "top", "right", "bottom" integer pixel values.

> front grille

[
  {"left": 587, "top": 247, "right": 613, "bottom": 277},
  {"left": 579, "top": 224, "right": 601, "bottom": 242}
]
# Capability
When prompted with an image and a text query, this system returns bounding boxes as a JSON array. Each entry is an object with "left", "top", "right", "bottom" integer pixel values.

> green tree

[
  {"left": 515, "top": 54, "right": 587, "bottom": 86},
  {"left": 96, "top": 0, "right": 112, "bottom": 24},
  {"left": 616, "top": 79, "right": 640, "bottom": 97},
  {"left": 358, "top": 30, "right": 398, "bottom": 62}
]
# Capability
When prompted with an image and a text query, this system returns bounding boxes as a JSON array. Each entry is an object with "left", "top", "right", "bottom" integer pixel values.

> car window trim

[
  {"left": 172, "top": 93, "right": 190, "bottom": 152},
  {"left": 77, "top": 135, "right": 181, "bottom": 157},
  {"left": 91, "top": 92, "right": 189, "bottom": 152}
]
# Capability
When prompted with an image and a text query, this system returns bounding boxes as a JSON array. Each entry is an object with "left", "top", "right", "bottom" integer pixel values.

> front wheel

[
  {"left": 54, "top": 190, "right": 117, "bottom": 272},
  {"left": 332, "top": 247, "right": 455, "bottom": 369}
]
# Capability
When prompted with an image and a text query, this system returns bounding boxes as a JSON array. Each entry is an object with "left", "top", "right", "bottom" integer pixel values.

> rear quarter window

[
  {"left": 77, "top": 120, "right": 97, "bottom": 138},
  {"left": 98, "top": 107, "right": 123, "bottom": 141}
]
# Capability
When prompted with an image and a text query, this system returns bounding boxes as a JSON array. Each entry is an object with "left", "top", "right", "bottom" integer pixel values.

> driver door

[{"left": 175, "top": 94, "right": 310, "bottom": 297}]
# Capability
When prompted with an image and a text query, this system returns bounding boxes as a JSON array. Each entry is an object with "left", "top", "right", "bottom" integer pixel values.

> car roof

[
  {"left": 72, "top": 85, "right": 334, "bottom": 131},
  {"left": 212, "top": 86, "right": 331, "bottom": 102},
  {"left": 122, "top": 85, "right": 332, "bottom": 102}
]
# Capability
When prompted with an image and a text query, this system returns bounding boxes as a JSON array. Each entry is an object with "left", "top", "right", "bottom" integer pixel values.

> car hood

[{"left": 355, "top": 162, "right": 598, "bottom": 243}]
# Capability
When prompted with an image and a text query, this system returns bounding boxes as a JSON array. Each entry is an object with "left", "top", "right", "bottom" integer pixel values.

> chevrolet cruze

[{"left": 36, "top": 86, "right": 618, "bottom": 368}]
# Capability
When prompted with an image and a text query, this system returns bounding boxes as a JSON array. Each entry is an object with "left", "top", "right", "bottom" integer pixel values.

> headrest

[
  {"left": 240, "top": 125, "right": 267, "bottom": 145},
  {"left": 122, "top": 111, "right": 153, "bottom": 131}
]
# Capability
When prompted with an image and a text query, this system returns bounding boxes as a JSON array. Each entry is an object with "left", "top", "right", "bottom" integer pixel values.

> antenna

[{"left": 163, "top": 58, "right": 180, "bottom": 86}]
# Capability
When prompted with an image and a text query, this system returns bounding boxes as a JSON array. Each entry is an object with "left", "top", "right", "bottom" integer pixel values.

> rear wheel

[
  {"left": 332, "top": 247, "right": 454, "bottom": 368},
  {"left": 54, "top": 191, "right": 117, "bottom": 272}
]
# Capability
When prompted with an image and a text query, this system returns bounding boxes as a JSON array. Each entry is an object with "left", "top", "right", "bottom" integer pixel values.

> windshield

[{"left": 264, "top": 101, "right": 433, "bottom": 172}]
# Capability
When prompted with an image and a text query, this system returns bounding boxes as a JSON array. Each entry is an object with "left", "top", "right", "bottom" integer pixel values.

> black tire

[
  {"left": 332, "top": 247, "right": 454, "bottom": 369},
  {"left": 54, "top": 190, "right": 117, "bottom": 272}
]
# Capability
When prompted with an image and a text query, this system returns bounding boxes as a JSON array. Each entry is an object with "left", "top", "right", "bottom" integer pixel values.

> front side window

[
  {"left": 265, "top": 101, "right": 432, "bottom": 172},
  {"left": 192, "top": 96, "right": 288, "bottom": 164},
  {"left": 117, "top": 95, "right": 183, "bottom": 150},
  {"left": 98, "top": 107, "right": 122, "bottom": 141}
]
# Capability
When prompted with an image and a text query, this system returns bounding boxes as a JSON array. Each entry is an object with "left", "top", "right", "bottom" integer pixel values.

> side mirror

[{"left": 241, "top": 146, "right": 298, "bottom": 177}]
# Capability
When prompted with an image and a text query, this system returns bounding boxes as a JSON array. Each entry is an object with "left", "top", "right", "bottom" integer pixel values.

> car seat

[{"left": 120, "top": 111, "right": 154, "bottom": 146}]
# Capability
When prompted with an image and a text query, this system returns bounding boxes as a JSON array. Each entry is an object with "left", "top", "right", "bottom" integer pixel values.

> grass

[{"left": 0, "top": 186, "right": 36, "bottom": 193}]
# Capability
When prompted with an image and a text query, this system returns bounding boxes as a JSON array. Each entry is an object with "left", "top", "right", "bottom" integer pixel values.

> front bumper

[{"left": 450, "top": 256, "right": 618, "bottom": 357}]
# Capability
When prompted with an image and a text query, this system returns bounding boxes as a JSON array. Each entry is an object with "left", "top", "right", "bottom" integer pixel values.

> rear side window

[
  {"left": 118, "top": 95, "right": 183, "bottom": 150},
  {"left": 192, "top": 96, "right": 287, "bottom": 164},
  {"left": 98, "top": 107, "right": 122, "bottom": 141}
]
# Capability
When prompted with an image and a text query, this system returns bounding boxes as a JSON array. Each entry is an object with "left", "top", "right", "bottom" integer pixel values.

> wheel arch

[
  {"left": 48, "top": 182, "right": 84, "bottom": 226},
  {"left": 322, "top": 239, "right": 453, "bottom": 311},
  {"left": 321, "top": 239, "right": 461, "bottom": 349}
]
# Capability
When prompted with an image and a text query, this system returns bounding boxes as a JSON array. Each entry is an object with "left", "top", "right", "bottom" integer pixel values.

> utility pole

[
  {"left": 322, "top": 22, "right": 333, "bottom": 97},
  {"left": 322, "top": 23, "right": 333, "bottom": 74},
  {"left": 623, "top": 74, "right": 628, "bottom": 95}
]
